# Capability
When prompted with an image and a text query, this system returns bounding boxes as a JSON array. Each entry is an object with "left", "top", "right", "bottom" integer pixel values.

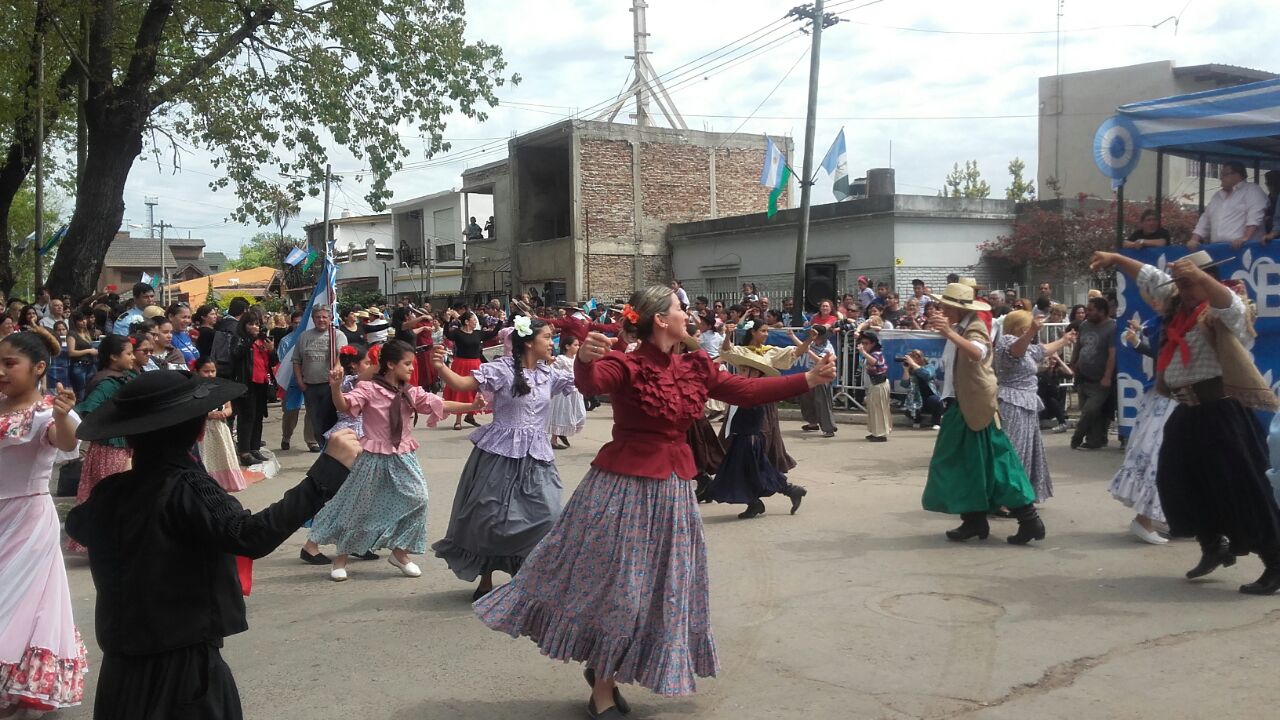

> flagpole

[
  {"left": 791, "top": 0, "right": 830, "bottom": 315},
  {"left": 322, "top": 164, "right": 337, "bottom": 369}
]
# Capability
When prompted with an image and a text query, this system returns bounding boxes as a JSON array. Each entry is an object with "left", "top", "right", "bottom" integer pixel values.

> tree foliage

[
  {"left": 2, "top": 185, "right": 64, "bottom": 300},
  {"left": 229, "top": 231, "right": 294, "bottom": 271},
  {"left": 980, "top": 194, "right": 1201, "bottom": 280},
  {"left": 1005, "top": 157, "right": 1036, "bottom": 202},
  {"left": 941, "top": 160, "right": 991, "bottom": 199},
  {"left": 14, "top": 0, "right": 514, "bottom": 298}
]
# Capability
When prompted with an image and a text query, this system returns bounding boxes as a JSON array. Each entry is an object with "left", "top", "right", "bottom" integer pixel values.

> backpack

[{"left": 210, "top": 316, "right": 240, "bottom": 377}]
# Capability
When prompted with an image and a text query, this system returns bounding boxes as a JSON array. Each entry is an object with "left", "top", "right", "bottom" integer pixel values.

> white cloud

[{"left": 120, "top": 0, "right": 1276, "bottom": 257}]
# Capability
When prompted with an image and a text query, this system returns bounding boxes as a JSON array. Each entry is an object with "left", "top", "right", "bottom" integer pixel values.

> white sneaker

[
  {"left": 388, "top": 555, "right": 422, "bottom": 577},
  {"left": 930, "top": 425, "right": 940, "bottom": 431},
  {"left": 1052, "top": 423, "right": 1068, "bottom": 434},
  {"left": 330, "top": 567, "right": 348, "bottom": 582},
  {"left": 1129, "top": 519, "right": 1168, "bottom": 545}
]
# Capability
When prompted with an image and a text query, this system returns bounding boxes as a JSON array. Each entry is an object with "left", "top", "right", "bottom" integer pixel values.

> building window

[
  {"left": 436, "top": 244, "right": 457, "bottom": 263},
  {"left": 1186, "top": 159, "right": 1221, "bottom": 179},
  {"left": 706, "top": 276, "right": 739, "bottom": 301}
]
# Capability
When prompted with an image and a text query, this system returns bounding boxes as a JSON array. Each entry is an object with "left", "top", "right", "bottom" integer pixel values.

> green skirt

[{"left": 922, "top": 404, "right": 1035, "bottom": 515}]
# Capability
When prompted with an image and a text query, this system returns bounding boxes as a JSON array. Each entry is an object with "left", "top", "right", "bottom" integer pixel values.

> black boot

[
  {"left": 737, "top": 498, "right": 766, "bottom": 520},
  {"left": 782, "top": 483, "right": 807, "bottom": 515},
  {"left": 1240, "top": 547, "right": 1280, "bottom": 595},
  {"left": 946, "top": 512, "right": 990, "bottom": 541},
  {"left": 1187, "top": 535, "right": 1236, "bottom": 579},
  {"left": 1006, "top": 504, "right": 1046, "bottom": 545}
]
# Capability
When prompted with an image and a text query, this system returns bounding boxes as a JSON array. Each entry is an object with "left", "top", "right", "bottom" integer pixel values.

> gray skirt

[
  {"left": 432, "top": 446, "right": 562, "bottom": 581},
  {"left": 998, "top": 400, "right": 1052, "bottom": 502}
]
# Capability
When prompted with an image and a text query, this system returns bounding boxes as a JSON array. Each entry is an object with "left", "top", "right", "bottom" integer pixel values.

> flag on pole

[
  {"left": 759, "top": 136, "right": 791, "bottom": 218},
  {"left": 821, "top": 128, "right": 850, "bottom": 201},
  {"left": 274, "top": 257, "right": 338, "bottom": 391},
  {"left": 15, "top": 230, "right": 35, "bottom": 253},
  {"left": 284, "top": 246, "right": 308, "bottom": 266},
  {"left": 300, "top": 249, "right": 319, "bottom": 272},
  {"left": 141, "top": 272, "right": 154, "bottom": 285},
  {"left": 37, "top": 225, "right": 67, "bottom": 256}
]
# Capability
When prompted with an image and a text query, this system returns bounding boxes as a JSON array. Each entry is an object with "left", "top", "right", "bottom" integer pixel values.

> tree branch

[{"left": 148, "top": 4, "right": 278, "bottom": 110}]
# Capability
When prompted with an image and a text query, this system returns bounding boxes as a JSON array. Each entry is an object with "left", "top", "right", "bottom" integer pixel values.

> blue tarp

[{"left": 1095, "top": 77, "right": 1280, "bottom": 184}]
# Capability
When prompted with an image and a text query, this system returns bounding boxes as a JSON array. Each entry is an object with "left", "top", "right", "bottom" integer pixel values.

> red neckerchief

[{"left": 1157, "top": 301, "right": 1208, "bottom": 375}]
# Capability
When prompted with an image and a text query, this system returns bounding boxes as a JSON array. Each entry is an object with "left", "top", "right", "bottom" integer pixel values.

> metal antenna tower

[
  {"left": 144, "top": 196, "right": 159, "bottom": 238},
  {"left": 598, "top": 0, "right": 687, "bottom": 129}
]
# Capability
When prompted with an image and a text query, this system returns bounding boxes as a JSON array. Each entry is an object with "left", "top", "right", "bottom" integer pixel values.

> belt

[{"left": 1170, "top": 377, "right": 1225, "bottom": 406}]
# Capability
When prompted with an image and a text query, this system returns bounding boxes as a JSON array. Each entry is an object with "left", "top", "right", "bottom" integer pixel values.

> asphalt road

[{"left": 56, "top": 410, "right": 1280, "bottom": 720}]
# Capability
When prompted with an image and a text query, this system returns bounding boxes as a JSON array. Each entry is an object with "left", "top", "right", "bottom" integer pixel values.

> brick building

[{"left": 460, "top": 120, "right": 790, "bottom": 304}]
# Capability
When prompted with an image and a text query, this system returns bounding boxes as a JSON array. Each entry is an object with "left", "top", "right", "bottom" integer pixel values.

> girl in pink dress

[{"left": 0, "top": 330, "right": 88, "bottom": 713}]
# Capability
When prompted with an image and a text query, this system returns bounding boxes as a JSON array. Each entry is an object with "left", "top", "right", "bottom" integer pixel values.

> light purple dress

[
  {"left": 432, "top": 358, "right": 576, "bottom": 581},
  {"left": 994, "top": 335, "right": 1052, "bottom": 501}
]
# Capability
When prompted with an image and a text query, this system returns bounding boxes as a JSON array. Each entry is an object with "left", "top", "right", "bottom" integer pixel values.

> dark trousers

[
  {"left": 96, "top": 642, "right": 242, "bottom": 720},
  {"left": 1072, "top": 378, "right": 1112, "bottom": 447},
  {"left": 233, "top": 382, "right": 269, "bottom": 455},
  {"left": 1039, "top": 389, "right": 1068, "bottom": 425},
  {"left": 910, "top": 395, "right": 944, "bottom": 427},
  {"left": 799, "top": 383, "right": 837, "bottom": 433},
  {"left": 303, "top": 382, "right": 339, "bottom": 445}
]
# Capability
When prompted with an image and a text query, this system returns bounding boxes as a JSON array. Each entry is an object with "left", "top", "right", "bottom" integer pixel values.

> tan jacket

[{"left": 952, "top": 314, "right": 999, "bottom": 431}]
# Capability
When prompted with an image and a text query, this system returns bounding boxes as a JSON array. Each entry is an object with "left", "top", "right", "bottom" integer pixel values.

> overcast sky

[{"left": 116, "top": 0, "right": 1272, "bottom": 257}]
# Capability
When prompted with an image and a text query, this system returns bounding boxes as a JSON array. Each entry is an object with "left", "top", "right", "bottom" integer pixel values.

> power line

[
  {"left": 716, "top": 47, "right": 812, "bottom": 143},
  {"left": 845, "top": 19, "right": 1168, "bottom": 36}
]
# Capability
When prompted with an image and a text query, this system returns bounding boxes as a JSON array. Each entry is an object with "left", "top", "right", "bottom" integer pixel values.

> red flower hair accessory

[
  {"left": 621, "top": 304, "right": 640, "bottom": 324},
  {"left": 128, "top": 336, "right": 138, "bottom": 346},
  {"left": 367, "top": 345, "right": 380, "bottom": 365},
  {"left": 339, "top": 345, "right": 358, "bottom": 357}
]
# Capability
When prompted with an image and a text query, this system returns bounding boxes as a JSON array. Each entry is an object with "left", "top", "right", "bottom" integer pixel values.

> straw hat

[
  {"left": 930, "top": 283, "right": 992, "bottom": 313},
  {"left": 142, "top": 305, "right": 166, "bottom": 319},
  {"left": 957, "top": 277, "right": 979, "bottom": 289},
  {"left": 722, "top": 349, "right": 781, "bottom": 377}
]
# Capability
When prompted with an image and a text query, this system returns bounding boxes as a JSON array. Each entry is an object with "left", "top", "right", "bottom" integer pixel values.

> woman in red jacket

[{"left": 474, "top": 285, "right": 836, "bottom": 717}]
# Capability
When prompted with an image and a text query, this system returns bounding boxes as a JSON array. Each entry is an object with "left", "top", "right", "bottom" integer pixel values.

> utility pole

[
  {"left": 789, "top": 1, "right": 842, "bottom": 313},
  {"left": 322, "top": 164, "right": 338, "bottom": 367},
  {"left": 156, "top": 221, "right": 172, "bottom": 304},
  {"left": 598, "top": 0, "right": 687, "bottom": 130},
  {"left": 34, "top": 31, "right": 44, "bottom": 290}
]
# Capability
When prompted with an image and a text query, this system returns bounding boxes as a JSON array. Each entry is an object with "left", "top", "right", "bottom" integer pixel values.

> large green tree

[{"left": 8, "top": 1, "right": 512, "bottom": 298}]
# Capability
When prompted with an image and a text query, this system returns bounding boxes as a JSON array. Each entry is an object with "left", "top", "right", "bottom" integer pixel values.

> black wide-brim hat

[{"left": 76, "top": 370, "right": 246, "bottom": 442}]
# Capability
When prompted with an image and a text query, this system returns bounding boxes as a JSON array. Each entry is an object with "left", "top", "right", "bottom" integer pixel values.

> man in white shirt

[
  {"left": 38, "top": 298, "right": 65, "bottom": 330},
  {"left": 1188, "top": 161, "right": 1268, "bottom": 250}
]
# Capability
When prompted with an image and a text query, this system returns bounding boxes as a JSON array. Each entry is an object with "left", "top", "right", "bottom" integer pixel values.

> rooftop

[
  {"left": 1173, "top": 63, "right": 1278, "bottom": 85},
  {"left": 103, "top": 237, "right": 177, "bottom": 268}
]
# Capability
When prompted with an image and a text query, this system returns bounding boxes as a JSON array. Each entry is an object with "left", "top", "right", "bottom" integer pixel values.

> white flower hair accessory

[
  {"left": 513, "top": 315, "right": 533, "bottom": 338},
  {"left": 741, "top": 319, "right": 756, "bottom": 332}
]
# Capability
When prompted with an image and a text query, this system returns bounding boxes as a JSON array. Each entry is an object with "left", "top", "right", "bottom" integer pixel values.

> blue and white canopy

[{"left": 1094, "top": 77, "right": 1280, "bottom": 183}]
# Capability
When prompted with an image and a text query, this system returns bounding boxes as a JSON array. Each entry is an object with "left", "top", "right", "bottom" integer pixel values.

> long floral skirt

[
  {"left": 64, "top": 443, "right": 131, "bottom": 553},
  {"left": 998, "top": 400, "right": 1052, "bottom": 502},
  {"left": 0, "top": 494, "right": 88, "bottom": 711},
  {"left": 474, "top": 468, "right": 718, "bottom": 697},
  {"left": 1109, "top": 390, "right": 1173, "bottom": 522},
  {"left": 308, "top": 451, "right": 429, "bottom": 554}
]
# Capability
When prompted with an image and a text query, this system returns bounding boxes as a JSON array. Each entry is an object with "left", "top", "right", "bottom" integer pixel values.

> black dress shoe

[
  {"left": 737, "top": 498, "right": 766, "bottom": 520},
  {"left": 350, "top": 551, "right": 379, "bottom": 561},
  {"left": 558, "top": 435, "right": 571, "bottom": 448},
  {"left": 801, "top": 424, "right": 819, "bottom": 432},
  {"left": 946, "top": 512, "right": 990, "bottom": 541},
  {"left": 251, "top": 451, "right": 270, "bottom": 463},
  {"left": 300, "top": 548, "right": 331, "bottom": 565},
  {"left": 280, "top": 440, "right": 290, "bottom": 451},
  {"left": 584, "top": 668, "right": 631, "bottom": 715},
  {"left": 1186, "top": 550, "right": 1236, "bottom": 579},
  {"left": 307, "top": 444, "right": 321, "bottom": 453},
  {"left": 464, "top": 414, "right": 480, "bottom": 427},
  {"left": 239, "top": 453, "right": 257, "bottom": 467},
  {"left": 784, "top": 484, "right": 807, "bottom": 515},
  {"left": 1240, "top": 566, "right": 1280, "bottom": 595},
  {"left": 1006, "top": 504, "right": 1046, "bottom": 545}
]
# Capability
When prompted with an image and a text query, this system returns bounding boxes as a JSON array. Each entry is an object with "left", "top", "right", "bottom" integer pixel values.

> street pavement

[{"left": 58, "top": 410, "right": 1280, "bottom": 719}]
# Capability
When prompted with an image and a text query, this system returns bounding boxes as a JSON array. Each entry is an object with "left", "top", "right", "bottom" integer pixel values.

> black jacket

[{"left": 66, "top": 450, "right": 348, "bottom": 656}]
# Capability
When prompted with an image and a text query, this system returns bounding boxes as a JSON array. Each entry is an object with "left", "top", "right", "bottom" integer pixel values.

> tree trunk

[
  {"left": 45, "top": 113, "right": 144, "bottom": 298},
  {"left": 0, "top": 147, "right": 33, "bottom": 299}
]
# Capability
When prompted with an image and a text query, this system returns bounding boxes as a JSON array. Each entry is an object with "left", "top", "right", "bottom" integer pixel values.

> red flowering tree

[{"left": 980, "top": 194, "right": 1201, "bottom": 280}]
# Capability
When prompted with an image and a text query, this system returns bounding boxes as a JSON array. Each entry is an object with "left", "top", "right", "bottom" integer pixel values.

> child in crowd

[
  {"left": 791, "top": 325, "right": 837, "bottom": 438},
  {"left": 193, "top": 357, "right": 247, "bottom": 493},
  {"left": 860, "top": 330, "right": 891, "bottom": 442},
  {"left": 64, "top": 334, "right": 136, "bottom": 553},
  {"left": 547, "top": 334, "right": 586, "bottom": 449},
  {"left": 307, "top": 340, "right": 480, "bottom": 582}
]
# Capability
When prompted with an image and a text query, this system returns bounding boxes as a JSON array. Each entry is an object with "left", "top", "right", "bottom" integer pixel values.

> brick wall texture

[
  {"left": 586, "top": 254, "right": 634, "bottom": 302},
  {"left": 579, "top": 139, "right": 635, "bottom": 244},
  {"left": 716, "top": 147, "right": 785, "bottom": 216}
]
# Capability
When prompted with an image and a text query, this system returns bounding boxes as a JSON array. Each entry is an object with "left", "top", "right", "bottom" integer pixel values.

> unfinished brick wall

[
  {"left": 579, "top": 139, "right": 635, "bottom": 243},
  {"left": 715, "top": 147, "right": 778, "bottom": 216},
  {"left": 639, "top": 142, "right": 711, "bottom": 222},
  {"left": 642, "top": 255, "right": 670, "bottom": 287},
  {"left": 586, "top": 254, "right": 634, "bottom": 302}
]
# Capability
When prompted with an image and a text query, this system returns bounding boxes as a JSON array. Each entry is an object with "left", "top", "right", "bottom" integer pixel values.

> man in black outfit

[{"left": 66, "top": 370, "right": 360, "bottom": 719}]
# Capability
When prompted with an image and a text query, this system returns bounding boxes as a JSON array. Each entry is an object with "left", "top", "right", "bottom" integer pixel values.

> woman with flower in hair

[
  {"left": 431, "top": 315, "right": 576, "bottom": 600},
  {"left": 474, "top": 286, "right": 836, "bottom": 715}
]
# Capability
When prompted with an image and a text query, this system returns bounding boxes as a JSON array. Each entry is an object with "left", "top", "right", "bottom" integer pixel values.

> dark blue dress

[{"left": 708, "top": 405, "right": 788, "bottom": 504}]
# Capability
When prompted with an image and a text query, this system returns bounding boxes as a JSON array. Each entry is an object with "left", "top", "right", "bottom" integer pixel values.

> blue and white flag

[
  {"left": 821, "top": 128, "right": 850, "bottom": 201},
  {"left": 284, "top": 246, "right": 309, "bottom": 266},
  {"left": 15, "top": 230, "right": 35, "bottom": 253},
  {"left": 274, "top": 257, "right": 338, "bottom": 390},
  {"left": 760, "top": 136, "right": 786, "bottom": 189},
  {"left": 141, "top": 272, "right": 154, "bottom": 285}
]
